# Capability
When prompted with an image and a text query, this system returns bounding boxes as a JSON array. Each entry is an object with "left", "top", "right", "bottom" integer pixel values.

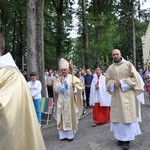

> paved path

[{"left": 42, "top": 94, "right": 150, "bottom": 150}]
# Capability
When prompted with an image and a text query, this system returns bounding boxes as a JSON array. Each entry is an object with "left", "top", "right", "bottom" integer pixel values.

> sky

[{"left": 140, "top": 0, "right": 150, "bottom": 9}]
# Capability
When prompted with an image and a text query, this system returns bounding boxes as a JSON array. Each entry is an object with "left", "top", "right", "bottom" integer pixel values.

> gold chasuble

[
  {"left": 54, "top": 74, "right": 83, "bottom": 131},
  {"left": 105, "top": 60, "right": 144, "bottom": 123},
  {"left": 0, "top": 53, "right": 46, "bottom": 150}
]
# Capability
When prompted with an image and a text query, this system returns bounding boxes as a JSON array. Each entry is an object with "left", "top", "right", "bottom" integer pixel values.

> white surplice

[
  {"left": 110, "top": 77, "right": 144, "bottom": 141},
  {"left": 90, "top": 74, "right": 111, "bottom": 106}
]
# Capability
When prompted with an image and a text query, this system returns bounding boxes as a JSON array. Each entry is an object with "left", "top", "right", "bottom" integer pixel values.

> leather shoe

[
  {"left": 117, "top": 140, "right": 123, "bottom": 146},
  {"left": 122, "top": 142, "right": 129, "bottom": 150},
  {"left": 92, "top": 123, "right": 98, "bottom": 127},
  {"left": 67, "top": 138, "right": 74, "bottom": 142},
  {"left": 60, "top": 138, "right": 67, "bottom": 141}
]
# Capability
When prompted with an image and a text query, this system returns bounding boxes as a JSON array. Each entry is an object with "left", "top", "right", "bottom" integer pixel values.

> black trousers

[
  {"left": 47, "top": 85, "right": 53, "bottom": 98},
  {"left": 85, "top": 89, "right": 90, "bottom": 107}
]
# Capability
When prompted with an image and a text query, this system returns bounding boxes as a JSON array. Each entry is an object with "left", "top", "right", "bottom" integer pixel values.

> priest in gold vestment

[
  {"left": 54, "top": 58, "right": 83, "bottom": 141},
  {"left": 105, "top": 49, "right": 144, "bottom": 150},
  {"left": 0, "top": 33, "right": 46, "bottom": 150}
]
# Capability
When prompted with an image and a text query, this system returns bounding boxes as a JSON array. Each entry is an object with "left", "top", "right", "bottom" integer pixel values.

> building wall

[{"left": 142, "top": 22, "right": 150, "bottom": 69}]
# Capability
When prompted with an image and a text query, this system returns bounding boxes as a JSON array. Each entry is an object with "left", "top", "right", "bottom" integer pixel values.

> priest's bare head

[
  {"left": 0, "top": 32, "right": 5, "bottom": 56},
  {"left": 112, "top": 49, "right": 122, "bottom": 63}
]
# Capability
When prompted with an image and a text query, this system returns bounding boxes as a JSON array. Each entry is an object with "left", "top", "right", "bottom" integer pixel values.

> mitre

[{"left": 59, "top": 58, "right": 69, "bottom": 69}]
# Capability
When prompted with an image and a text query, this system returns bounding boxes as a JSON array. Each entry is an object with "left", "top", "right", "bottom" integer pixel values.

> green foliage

[
  {"left": 74, "top": 0, "right": 149, "bottom": 69},
  {"left": 0, "top": 0, "right": 27, "bottom": 69},
  {"left": 0, "top": 0, "right": 149, "bottom": 70},
  {"left": 44, "top": 0, "right": 75, "bottom": 69},
  {"left": 75, "top": 0, "right": 122, "bottom": 68}
]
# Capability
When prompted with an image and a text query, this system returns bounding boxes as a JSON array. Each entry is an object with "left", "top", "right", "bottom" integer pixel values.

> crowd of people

[
  {"left": 27, "top": 50, "right": 146, "bottom": 150},
  {"left": 16, "top": 50, "right": 148, "bottom": 150},
  {"left": 19, "top": 51, "right": 148, "bottom": 150},
  {"left": 0, "top": 31, "right": 148, "bottom": 150}
]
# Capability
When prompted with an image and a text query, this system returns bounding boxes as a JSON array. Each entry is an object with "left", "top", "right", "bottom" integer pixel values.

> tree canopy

[{"left": 0, "top": 0, "right": 149, "bottom": 71}]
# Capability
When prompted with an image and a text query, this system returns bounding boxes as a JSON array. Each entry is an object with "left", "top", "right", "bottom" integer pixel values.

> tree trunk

[
  {"left": 27, "top": 0, "right": 46, "bottom": 96},
  {"left": 51, "top": 0, "right": 64, "bottom": 69},
  {"left": 93, "top": 0, "right": 103, "bottom": 66},
  {"left": 95, "top": 26, "right": 100, "bottom": 65},
  {"left": 81, "top": 0, "right": 89, "bottom": 68},
  {"left": 55, "top": 13, "right": 63, "bottom": 69},
  {"left": 36, "top": 0, "right": 46, "bottom": 97},
  {"left": 0, "top": 2, "right": 8, "bottom": 50},
  {"left": 19, "top": 12, "right": 24, "bottom": 69},
  {"left": 12, "top": 11, "right": 17, "bottom": 57},
  {"left": 132, "top": 5, "right": 136, "bottom": 68},
  {"left": 27, "top": 0, "right": 37, "bottom": 75}
]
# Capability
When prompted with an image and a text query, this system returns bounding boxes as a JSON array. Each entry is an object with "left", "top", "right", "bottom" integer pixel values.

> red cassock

[{"left": 92, "top": 103, "right": 110, "bottom": 124}]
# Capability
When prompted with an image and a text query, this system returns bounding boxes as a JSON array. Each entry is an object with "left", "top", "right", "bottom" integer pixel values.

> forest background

[{"left": 0, "top": 0, "right": 149, "bottom": 95}]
